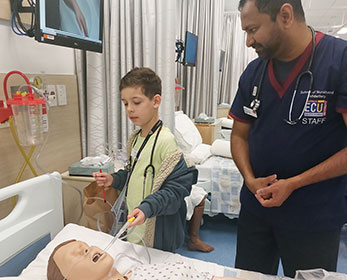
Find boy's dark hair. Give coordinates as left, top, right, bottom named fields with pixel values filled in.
left=238, top=0, right=305, bottom=22
left=120, top=67, right=162, bottom=98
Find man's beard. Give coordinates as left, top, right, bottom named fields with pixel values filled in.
left=253, top=42, right=274, bottom=60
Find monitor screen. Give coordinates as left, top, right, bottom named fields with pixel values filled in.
left=35, top=0, right=104, bottom=53
left=183, top=31, right=198, bottom=66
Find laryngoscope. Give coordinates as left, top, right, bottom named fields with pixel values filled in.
left=103, top=216, right=135, bottom=253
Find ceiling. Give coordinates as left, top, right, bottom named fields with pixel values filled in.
left=224, top=0, right=347, bottom=39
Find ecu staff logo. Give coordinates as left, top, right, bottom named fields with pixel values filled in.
left=304, top=100, right=327, bottom=117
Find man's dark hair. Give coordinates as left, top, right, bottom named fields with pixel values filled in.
left=120, top=67, right=162, bottom=98
left=238, top=0, right=305, bottom=22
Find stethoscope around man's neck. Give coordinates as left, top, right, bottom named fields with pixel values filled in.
left=125, top=119, right=163, bottom=199
left=244, top=26, right=316, bottom=125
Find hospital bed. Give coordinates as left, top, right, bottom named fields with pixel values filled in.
left=1, top=173, right=346, bottom=280
left=0, top=172, right=263, bottom=279
left=175, top=111, right=242, bottom=218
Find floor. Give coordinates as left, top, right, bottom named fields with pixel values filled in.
left=176, top=214, right=347, bottom=277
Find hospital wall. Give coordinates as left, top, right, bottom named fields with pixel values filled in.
left=0, top=18, right=82, bottom=220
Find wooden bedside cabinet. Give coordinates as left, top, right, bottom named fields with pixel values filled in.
left=195, top=120, right=221, bottom=145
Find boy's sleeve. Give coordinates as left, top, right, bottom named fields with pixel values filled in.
left=110, top=169, right=129, bottom=190
left=137, top=158, right=198, bottom=218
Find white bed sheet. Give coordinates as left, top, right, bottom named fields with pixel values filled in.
left=1, top=223, right=236, bottom=279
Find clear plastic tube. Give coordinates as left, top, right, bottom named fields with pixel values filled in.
left=16, top=83, right=85, bottom=225
left=103, top=217, right=135, bottom=252
left=109, top=174, right=130, bottom=236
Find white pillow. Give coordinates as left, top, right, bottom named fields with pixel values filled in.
left=186, top=143, right=212, bottom=164
left=174, top=111, right=202, bottom=154
left=219, top=117, right=234, bottom=129
left=211, top=139, right=232, bottom=158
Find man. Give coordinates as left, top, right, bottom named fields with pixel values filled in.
left=229, top=0, right=347, bottom=278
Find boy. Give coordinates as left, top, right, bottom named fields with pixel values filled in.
left=94, top=67, right=198, bottom=252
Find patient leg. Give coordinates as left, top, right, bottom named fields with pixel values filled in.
left=188, top=198, right=214, bottom=252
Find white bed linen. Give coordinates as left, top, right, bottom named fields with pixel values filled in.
left=1, top=224, right=238, bottom=280
left=196, top=156, right=243, bottom=218
left=2, top=224, right=345, bottom=280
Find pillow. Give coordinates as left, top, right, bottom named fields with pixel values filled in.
left=174, top=111, right=202, bottom=154
left=211, top=139, right=232, bottom=158
left=186, top=143, right=212, bottom=164
left=219, top=117, right=234, bottom=129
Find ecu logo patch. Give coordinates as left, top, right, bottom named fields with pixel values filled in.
left=304, top=100, right=327, bottom=117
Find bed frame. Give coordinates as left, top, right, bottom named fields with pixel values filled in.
left=0, top=172, right=64, bottom=277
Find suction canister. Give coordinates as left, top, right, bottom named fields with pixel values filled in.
left=7, top=92, right=45, bottom=146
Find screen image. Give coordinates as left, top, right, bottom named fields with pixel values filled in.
left=183, top=31, right=198, bottom=66
left=35, top=0, right=103, bottom=53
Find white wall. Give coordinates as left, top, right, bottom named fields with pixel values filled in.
left=0, top=19, right=75, bottom=74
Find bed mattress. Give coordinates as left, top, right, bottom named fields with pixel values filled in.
left=6, top=223, right=260, bottom=280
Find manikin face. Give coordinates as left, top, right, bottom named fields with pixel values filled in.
left=121, top=86, right=161, bottom=132
left=240, top=0, right=283, bottom=59
left=53, top=241, right=116, bottom=280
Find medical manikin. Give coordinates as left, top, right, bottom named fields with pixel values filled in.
left=47, top=240, right=240, bottom=280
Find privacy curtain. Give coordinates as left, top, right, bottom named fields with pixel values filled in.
left=176, top=0, right=224, bottom=118
left=76, top=0, right=177, bottom=158
left=219, top=13, right=257, bottom=104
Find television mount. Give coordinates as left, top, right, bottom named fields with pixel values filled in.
left=175, top=39, right=185, bottom=64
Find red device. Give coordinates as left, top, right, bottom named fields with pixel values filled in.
left=99, top=168, right=106, bottom=203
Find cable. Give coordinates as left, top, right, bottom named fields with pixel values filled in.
left=10, top=0, right=36, bottom=37
left=11, top=13, right=27, bottom=36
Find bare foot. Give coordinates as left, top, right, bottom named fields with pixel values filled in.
left=188, top=238, right=214, bottom=252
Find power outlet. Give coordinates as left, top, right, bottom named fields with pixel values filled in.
left=56, top=85, right=67, bottom=106
left=44, top=85, right=57, bottom=107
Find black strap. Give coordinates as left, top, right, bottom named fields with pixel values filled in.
left=125, top=120, right=163, bottom=189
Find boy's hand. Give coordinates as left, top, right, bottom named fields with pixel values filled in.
left=92, top=171, right=113, bottom=188
left=127, top=209, right=146, bottom=227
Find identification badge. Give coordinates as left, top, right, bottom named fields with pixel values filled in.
left=243, top=106, right=258, bottom=118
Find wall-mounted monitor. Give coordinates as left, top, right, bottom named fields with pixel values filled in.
left=35, top=0, right=104, bottom=53
left=183, top=31, right=198, bottom=66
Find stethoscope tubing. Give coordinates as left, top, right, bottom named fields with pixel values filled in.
left=251, top=26, right=316, bottom=125
left=127, top=120, right=163, bottom=199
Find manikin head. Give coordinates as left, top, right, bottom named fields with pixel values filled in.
left=238, top=0, right=306, bottom=59
left=47, top=240, right=126, bottom=280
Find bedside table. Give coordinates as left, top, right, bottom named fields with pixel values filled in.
left=195, top=119, right=222, bottom=145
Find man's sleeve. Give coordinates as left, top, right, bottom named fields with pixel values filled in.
left=337, top=47, right=347, bottom=113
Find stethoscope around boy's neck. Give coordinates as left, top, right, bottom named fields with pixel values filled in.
left=125, top=119, right=163, bottom=197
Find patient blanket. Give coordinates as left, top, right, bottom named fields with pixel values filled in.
left=210, top=156, right=243, bottom=216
